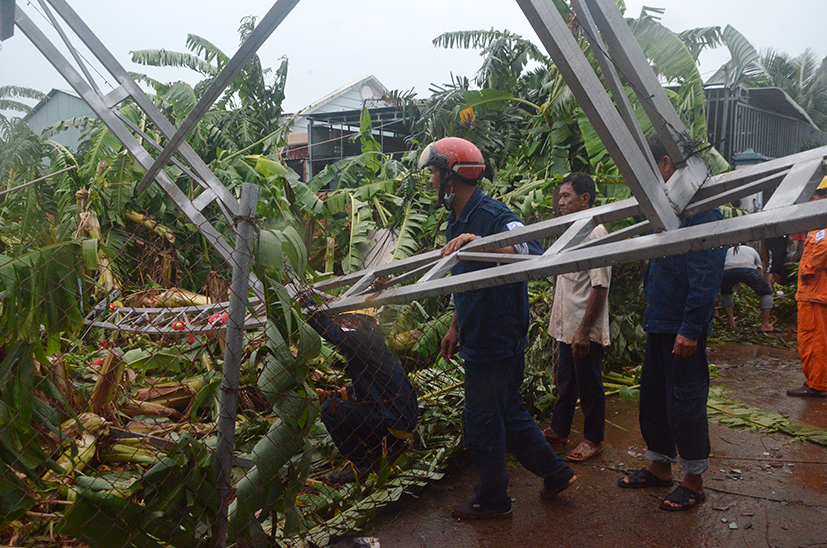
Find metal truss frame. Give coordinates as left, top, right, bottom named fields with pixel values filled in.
left=3, top=0, right=826, bottom=321
left=316, top=0, right=827, bottom=313
left=4, top=0, right=302, bottom=302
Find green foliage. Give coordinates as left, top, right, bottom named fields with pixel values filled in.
left=708, top=387, right=827, bottom=446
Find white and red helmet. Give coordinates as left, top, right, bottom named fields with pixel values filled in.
left=417, top=137, right=485, bottom=182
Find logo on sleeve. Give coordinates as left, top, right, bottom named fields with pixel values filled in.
left=506, top=221, right=525, bottom=231
left=816, top=229, right=826, bottom=242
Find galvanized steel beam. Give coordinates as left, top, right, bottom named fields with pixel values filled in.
left=324, top=198, right=827, bottom=314
left=516, top=0, right=681, bottom=231
left=136, top=0, right=301, bottom=193
left=42, top=0, right=241, bottom=218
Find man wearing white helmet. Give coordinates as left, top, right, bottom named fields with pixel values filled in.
left=418, top=137, right=575, bottom=520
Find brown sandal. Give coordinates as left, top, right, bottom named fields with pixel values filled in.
left=543, top=427, right=569, bottom=447
left=565, top=441, right=603, bottom=462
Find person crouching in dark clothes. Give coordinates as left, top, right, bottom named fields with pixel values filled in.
left=306, top=311, right=418, bottom=483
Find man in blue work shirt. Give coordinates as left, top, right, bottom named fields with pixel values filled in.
left=418, top=137, right=575, bottom=520
left=307, top=311, right=418, bottom=484
left=618, top=136, right=726, bottom=512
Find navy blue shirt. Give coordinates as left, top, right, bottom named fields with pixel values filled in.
left=308, top=314, right=418, bottom=432
left=643, top=208, right=726, bottom=340
left=448, top=188, right=543, bottom=363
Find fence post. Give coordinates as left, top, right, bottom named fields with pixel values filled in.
left=213, top=182, right=259, bottom=547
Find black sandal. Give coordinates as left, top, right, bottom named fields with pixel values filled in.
left=618, top=468, right=673, bottom=489
left=658, top=485, right=706, bottom=511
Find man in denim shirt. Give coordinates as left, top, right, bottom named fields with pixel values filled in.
left=418, top=137, right=574, bottom=520
left=618, top=136, right=726, bottom=512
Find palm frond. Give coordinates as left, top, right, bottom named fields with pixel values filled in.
left=130, top=49, right=219, bottom=77
left=341, top=195, right=373, bottom=274
left=705, top=25, right=764, bottom=87
left=629, top=14, right=709, bottom=138
left=391, top=202, right=427, bottom=261
left=185, top=34, right=229, bottom=69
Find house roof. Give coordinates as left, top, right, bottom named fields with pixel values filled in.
left=23, top=89, right=81, bottom=121
left=297, top=75, right=388, bottom=116
left=745, top=87, right=819, bottom=128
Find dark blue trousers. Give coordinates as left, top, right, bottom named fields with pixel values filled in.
left=550, top=342, right=605, bottom=444
left=321, top=400, right=405, bottom=469
left=464, top=353, right=573, bottom=512
left=639, top=333, right=711, bottom=475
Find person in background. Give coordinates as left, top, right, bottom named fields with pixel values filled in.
left=419, top=136, right=575, bottom=520
left=787, top=180, right=827, bottom=398
left=307, top=311, right=418, bottom=483
left=618, top=135, right=726, bottom=512
left=720, top=245, right=774, bottom=332
left=544, top=172, right=611, bottom=463
left=763, top=235, right=789, bottom=286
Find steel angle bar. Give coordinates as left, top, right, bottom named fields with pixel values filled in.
left=370, top=262, right=439, bottom=292
left=15, top=9, right=265, bottom=301
left=419, top=253, right=460, bottom=283
left=570, top=219, right=650, bottom=249
left=580, top=0, right=709, bottom=211
left=543, top=216, right=596, bottom=256
left=456, top=252, right=536, bottom=264
left=42, top=0, right=240, bottom=218
left=762, top=158, right=826, bottom=210
left=516, top=0, right=679, bottom=231
left=580, top=0, right=688, bottom=164
left=103, top=86, right=129, bottom=108
left=315, top=197, right=642, bottom=293
left=137, top=0, right=302, bottom=193
left=460, top=196, right=641, bottom=252
left=313, top=250, right=442, bottom=291
left=663, top=156, right=709, bottom=213
left=340, top=271, right=377, bottom=299
left=325, top=198, right=827, bottom=313
left=0, top=0, right=13, bottom=40
left=112, top=109, right=207, bottom=186
left=36, top=0, right=100, bottom=95
left=568, top=0, right=659, bottom=176
left=682, top=169, right=789, bottom=219
left=685, top=147, right=826, bottom=204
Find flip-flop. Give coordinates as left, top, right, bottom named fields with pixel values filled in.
left=617, top=468, right=674, bottom=488
left=658, top=485, right=706, bottom=511
left=565, top=441, right=603, bottom=462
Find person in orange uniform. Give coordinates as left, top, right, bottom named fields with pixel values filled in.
left=787, top=179, right=827, bottom=398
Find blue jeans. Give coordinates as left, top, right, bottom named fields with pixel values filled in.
left=639, top=333, right=710, bottom=476
left=464, top=353, right=573, bottom=511
left=551, top=342, right=605, bottom=444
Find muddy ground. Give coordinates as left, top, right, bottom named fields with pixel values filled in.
left=332, top=343, right=827, bottom=548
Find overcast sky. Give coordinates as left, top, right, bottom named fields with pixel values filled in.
left=1, top=0, right=824, bottom=114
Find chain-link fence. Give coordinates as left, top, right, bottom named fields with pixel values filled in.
left=0, top=176, right=807, bottom=548
left=0, top=174, right=469, bottom=547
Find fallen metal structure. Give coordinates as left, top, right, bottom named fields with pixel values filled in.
left=3, top=0, right=825, bottom=321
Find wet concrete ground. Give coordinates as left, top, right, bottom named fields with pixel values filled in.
left=332, top=344, right=827, bottom=548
